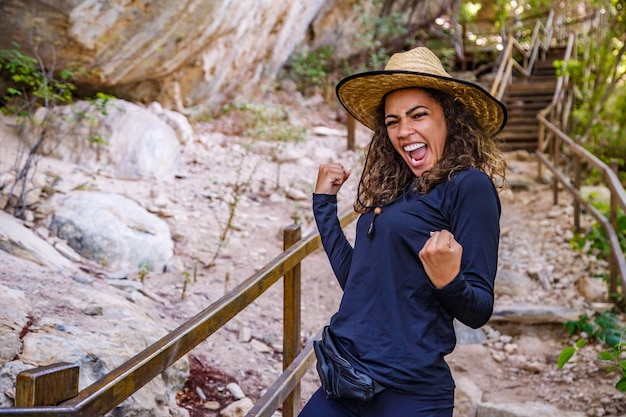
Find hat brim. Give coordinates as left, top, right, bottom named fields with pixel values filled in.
left=336, top=70, right=507, bottom=137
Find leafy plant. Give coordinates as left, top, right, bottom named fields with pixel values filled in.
left=558, top=310, right=626, bottom=392
left=137, top=262, right=151, bottom=283
left=570, top=197, right=626, bottom=265
left=0, top=45, right=114, bottom=218
left=219, top=102, right=306, bottom=143
left=0, top=43, right=76, bottom=115
left=286, top=46, right=334, bottom=96
left=554, top=0, right=626, bottom=181
left=181, top=269, right=191, bottom=300
left=352, top=0, right=408, bottom=72
left=204, top=155, right=259, bottom=269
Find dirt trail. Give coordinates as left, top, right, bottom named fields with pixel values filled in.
left=1, top=98, right=624, bottom=416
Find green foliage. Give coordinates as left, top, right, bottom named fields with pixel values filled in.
left=493, top=0, right=552, bottom=36
left=563, top=188, right=626, bottom=391
left=137, top=262, right=151, bottom=283
left=0, top=45, right=116, bottom=218
left=558, top=338, right=588, bottom=368
left=0, top=44, right=75, bottom=114
left=558, top=310, right=626, bottom=392
left=570, top=197, right=626, bottom=263
left=341, top=0, right=409, bottom=75
left=84, top=92, right=115, bottom=146
left=555, top=0, right=626, bottom=179
left=181, top=269, right=191, bottom=300
left=219, top=102, right=306, bottom=143
left=284, top=1, right=409, bottom=98
left=459, top=2, right=482, bottom=23
left=287, top=46, right=334, bottom=96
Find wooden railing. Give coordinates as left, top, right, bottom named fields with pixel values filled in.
left=535, top=13, right=626, bottom=300
left=536, top=30, right=576, bottom=155
left=490, top=9, right=556, bottom=100
left=0, top=209, right=359, bottom=417
left=536, top=118, right=626, bottom=298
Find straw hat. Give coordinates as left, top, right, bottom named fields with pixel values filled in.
left=336, top=47, right=507, bottom=137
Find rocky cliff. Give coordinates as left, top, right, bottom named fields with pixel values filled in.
left=0, top=0, right=449, bottom=115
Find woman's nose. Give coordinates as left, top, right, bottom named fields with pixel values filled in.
left=397, top=118, right=413, bottom=138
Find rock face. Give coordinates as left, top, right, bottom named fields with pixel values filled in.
left=0, top=273, right=190, bottom=417
left=0, top=0, right=446, bottom=113
left=0, top=0, right=338, bottom=111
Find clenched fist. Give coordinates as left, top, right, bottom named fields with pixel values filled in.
left=315, top=163, right=351, bottom=195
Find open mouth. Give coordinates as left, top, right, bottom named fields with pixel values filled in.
left=403, top=143, right=427, bottom=166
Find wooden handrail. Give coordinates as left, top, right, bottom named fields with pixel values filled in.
left=537, top=32, right=576, bottom=156
left=490, top=9, right=555, bottom=100
left=0, top=208, right=358, bottom=416
left=245, top=328, right=321, bottom=417
left=537, top=115, right=626, bottom=298
left=536, top=8, right=624, bottom=299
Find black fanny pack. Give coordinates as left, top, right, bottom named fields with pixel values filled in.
left=313, top=326, right=385, bottom=401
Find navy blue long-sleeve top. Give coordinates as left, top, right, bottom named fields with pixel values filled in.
left=313, top=168, right=501, bottom=398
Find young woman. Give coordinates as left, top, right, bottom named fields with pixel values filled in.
left=299, top=46, right=507, bottom=417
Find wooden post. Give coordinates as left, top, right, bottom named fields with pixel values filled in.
left=573, top=154, right=581, bottom=233
left=537, top=119, right=545, bottom=179
left=551, top=132, right=559, bottom=205
left=609, top=159, right=619, bottom=296
left=346, top=114, right=356, bottom=151
left=15, top=362, right=79, bottom=407
left=282, top=224, right=302, bottom=417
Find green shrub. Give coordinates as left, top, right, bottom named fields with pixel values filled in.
left=286, top=46, right=334, bottom=96
left=570, top=198, right=626, bottom=263
left=558, top=310, right=626, bottom=392
left=0, top=44, right=75, bottom=115
left=0, top=45, right=114, bottom=217
left=220, top=102, right=306, bottom=143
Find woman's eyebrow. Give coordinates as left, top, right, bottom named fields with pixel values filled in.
left=405, top=105, right=427, bottom=115
left=385, top=104, right=429, bottom=120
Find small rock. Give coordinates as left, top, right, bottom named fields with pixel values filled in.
left=203, top=401, right=220, bottom=410
left=238, top=326, right=252, bottom=343
left=72, top=274, right=93, bottom=285
left=195, top=386, right=207, bottom=401
left=522, top=360, right=545, bottom=373
left=83, top=305, right=103, bottom=316
left=108, top=279, right=143, bottom=292
left=491, top=351, right=506, bottom=362
left=250, top=339, right=272, bottom=353
left=285, top=188, right=308, bottom=201
left=312, top=126, right=344, bottom=137
left=220, top=397, right=254, bottom=417
left=53, top=239, right=83, bottom=262
left=226, top=382, right=245, bottom=400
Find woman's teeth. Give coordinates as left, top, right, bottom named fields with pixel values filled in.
left=404, top=143, right=425, bottom=152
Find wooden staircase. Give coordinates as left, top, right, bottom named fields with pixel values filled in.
left=498, top=46, right=565, bottom=151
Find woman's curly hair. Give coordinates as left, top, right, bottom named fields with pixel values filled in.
left=354, top=87, right=507, bottom=213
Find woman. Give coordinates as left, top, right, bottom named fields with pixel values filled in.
left=299, top=46, right=507, bottom=417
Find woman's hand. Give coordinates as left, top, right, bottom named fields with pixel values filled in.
left=315, top=163, right=351, bottom=195
left=419, top=230, right=462, bottom=289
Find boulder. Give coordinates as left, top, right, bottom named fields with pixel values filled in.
left=49, top=191, right=173, bottom=272
left=36, top=99, right=181, bottom=180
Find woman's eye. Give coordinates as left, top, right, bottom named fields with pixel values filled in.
left=412, top=112, right=427, bottom=119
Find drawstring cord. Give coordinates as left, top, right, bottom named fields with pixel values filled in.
left=357, top=141, right=383, bottom=240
